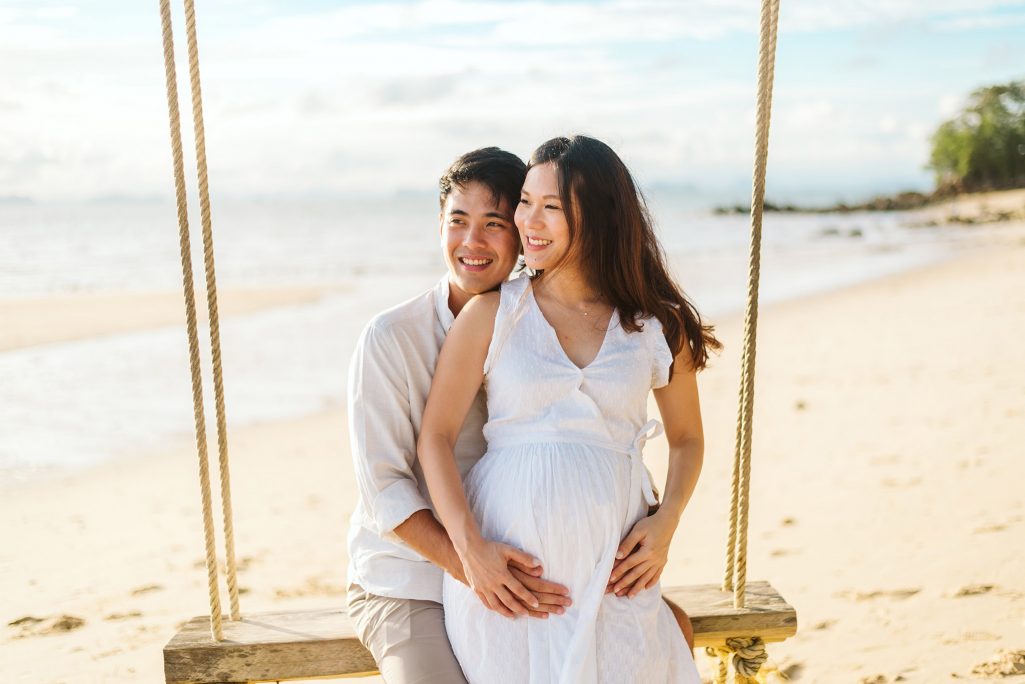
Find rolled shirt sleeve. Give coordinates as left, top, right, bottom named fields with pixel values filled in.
left=348, top=323, right=432, bottom=541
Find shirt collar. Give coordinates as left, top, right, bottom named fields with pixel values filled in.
left=434, top=275, right=456, bottom=333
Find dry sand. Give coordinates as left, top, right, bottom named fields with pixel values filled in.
left=2, top=226, right=1025, bottom=683
left=916, top=188, right=1025, bottom=225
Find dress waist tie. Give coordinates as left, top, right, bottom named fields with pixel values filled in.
left=630, top=418, right=663, bottom=514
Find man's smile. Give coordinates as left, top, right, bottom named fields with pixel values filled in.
left=458, top=256, right=495, bottom=272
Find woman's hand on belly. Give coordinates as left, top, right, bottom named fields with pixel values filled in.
left=459, top=538, right=546, bottom=618
left=606, top=511, right=677, bottom=598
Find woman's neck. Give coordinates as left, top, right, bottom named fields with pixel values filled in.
left=535, top=263, right=602, bottom=306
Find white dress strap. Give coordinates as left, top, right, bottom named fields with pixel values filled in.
left=483, top=275, right=532, bottom=376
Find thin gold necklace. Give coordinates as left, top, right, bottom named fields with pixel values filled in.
left=537, top=284, right=604, bottom=318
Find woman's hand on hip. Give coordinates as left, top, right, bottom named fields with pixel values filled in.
left=606, top=510, right=677, bottom=598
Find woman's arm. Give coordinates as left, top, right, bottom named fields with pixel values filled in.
left=417, top=292, right=544, bottom=617
left=607, top=349, right=705, bottom=597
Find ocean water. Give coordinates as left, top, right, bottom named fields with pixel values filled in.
left=0, top=195, right=1008, bottom=485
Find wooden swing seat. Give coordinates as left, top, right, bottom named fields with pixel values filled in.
left=164, top=580, right=796, bottom=683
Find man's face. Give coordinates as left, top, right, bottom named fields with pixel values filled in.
left=440, top=181, right=520, bottom=313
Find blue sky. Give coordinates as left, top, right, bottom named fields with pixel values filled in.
left=1, top=0, right=1024, bottom=203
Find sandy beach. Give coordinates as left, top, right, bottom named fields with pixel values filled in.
left=3, top=220, right=1025, bottom=683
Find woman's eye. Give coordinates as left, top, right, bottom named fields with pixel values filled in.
left=545, top=204, right=561, bottom=210
left=518, top=198, right=529, bottom=205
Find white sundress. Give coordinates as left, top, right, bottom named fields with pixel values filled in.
left=442, top=275, right=701, bottom=684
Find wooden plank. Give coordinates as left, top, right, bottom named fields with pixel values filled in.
left=164, top=581, right=796, bottom=683
left=664, top=581, right=798, bottom=647
left=164, top=607, right=377, bottom=684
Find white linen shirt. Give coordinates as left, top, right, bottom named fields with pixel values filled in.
left=346, top=276, right=487, bottom=603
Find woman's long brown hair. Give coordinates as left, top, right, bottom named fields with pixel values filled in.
left=528, top=135, right=722, bottom=371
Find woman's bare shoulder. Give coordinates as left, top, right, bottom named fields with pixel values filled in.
left=448, top=291, right=501, bottom=342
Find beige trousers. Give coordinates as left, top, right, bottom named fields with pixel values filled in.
left=347, top=583, right=469, bottom=684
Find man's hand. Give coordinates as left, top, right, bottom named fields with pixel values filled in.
left=509, top=566, right=571, bottom=618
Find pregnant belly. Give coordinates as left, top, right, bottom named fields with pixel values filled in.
left=463, top=442, right=634, bottom=585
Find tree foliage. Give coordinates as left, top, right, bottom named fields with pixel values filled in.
left=929, top=81, right=1025, bottom=192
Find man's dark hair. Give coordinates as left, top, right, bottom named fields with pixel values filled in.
left=438, top=147, right=526, bottom=212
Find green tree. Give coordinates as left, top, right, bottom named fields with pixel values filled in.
left=929, top=81, right=1025, bottom=192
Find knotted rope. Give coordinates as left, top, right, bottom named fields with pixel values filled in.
left=158, top=0, right=241, bottom=639
left=706, top=637, right=770, bottom=684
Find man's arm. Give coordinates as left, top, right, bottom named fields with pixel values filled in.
left=348, top=323, right=431, bottom=542
left=393, top=510, right=464, bottom=583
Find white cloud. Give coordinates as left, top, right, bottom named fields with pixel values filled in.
left=1, top=0, right=1022, bottom=200
left=938, top=93, right=963, bottom=118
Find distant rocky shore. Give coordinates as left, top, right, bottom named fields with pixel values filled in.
left=714, top=187, right=1025, bottom=227
left=714, top=191, right=935, bottom=215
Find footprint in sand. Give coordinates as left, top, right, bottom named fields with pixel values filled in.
left=812, top=619, right=836, bottom=630
left=970, top=649, right=1025, bottom=677
left=104, top=611, right=143, bottom=621
left=859, top=675, right=907, bottom=684
left=952, top=583, right=996, bottom=597
left=130, top=583, right=164, bottom=596
left=974, top=516, right=1021, bottom=534
left=7, top=614, right=85, bottom=638
left=942, top=630, right=1000, bottom=644
left=836, top=588, right=921, bottom=601
left=779, top=661, right=804, bottom=680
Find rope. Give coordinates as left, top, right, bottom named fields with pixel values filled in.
left=182, top=0, right=241, bottom=622
left=722, top=0, right=781, bottom=609
left=157, top=0, right=223, bottom=641
left=706, top=637, right=770, bottom=684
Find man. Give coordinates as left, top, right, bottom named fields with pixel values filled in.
left=346, top=147, right=570, bottom=683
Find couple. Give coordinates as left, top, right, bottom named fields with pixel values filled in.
left=347, top=137, right=719, bottom=683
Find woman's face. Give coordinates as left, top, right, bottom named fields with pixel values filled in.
left=515, top=163, right=572, bottom=272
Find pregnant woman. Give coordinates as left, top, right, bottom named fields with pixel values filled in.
left=418, top=135, right=720, bottom=683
